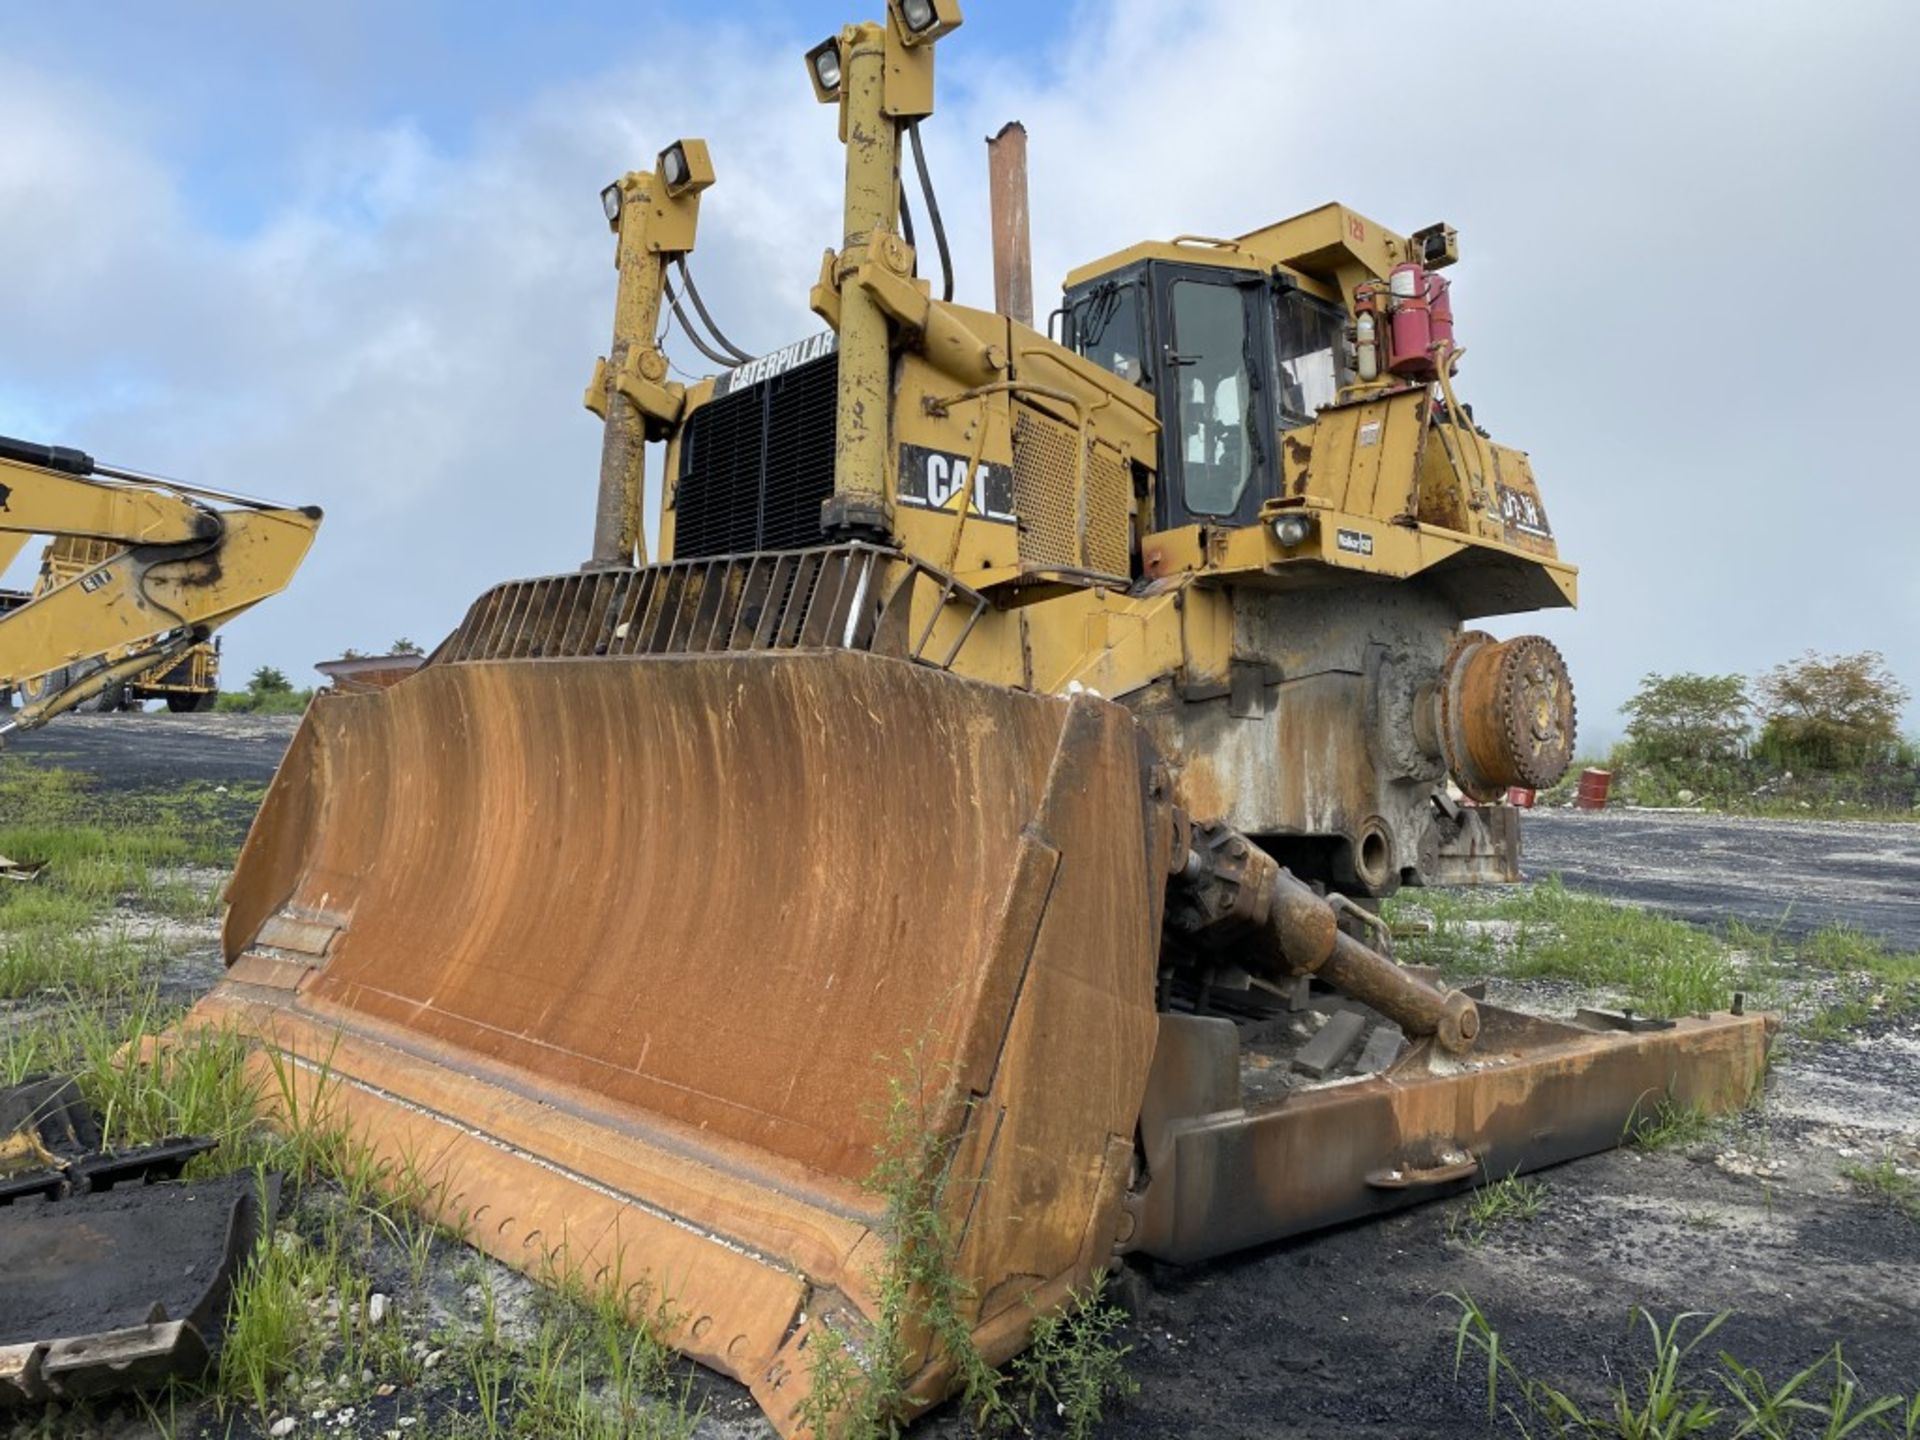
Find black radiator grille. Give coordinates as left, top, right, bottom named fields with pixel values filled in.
left=673, top=352, right=837, bottom=559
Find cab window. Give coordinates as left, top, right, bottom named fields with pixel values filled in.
left=1070, top=279, right=1148, bottom=388
left=1169, top=280, right=1258, bottom=517
left=1274, top=290, right=1347, bottom=429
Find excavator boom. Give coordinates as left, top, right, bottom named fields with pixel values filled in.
left=0, top=439, right=321, bottom=733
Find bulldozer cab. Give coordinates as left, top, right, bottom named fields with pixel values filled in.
left=1063, top=258, right=1348, bottom=532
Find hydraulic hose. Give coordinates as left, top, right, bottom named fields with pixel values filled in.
left=906, top=121, right=953, bottom=304
left=662, top=276, right=746, bottom=369
left=672, top=258, right=753, bottom=365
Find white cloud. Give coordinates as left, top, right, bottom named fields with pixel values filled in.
left=3, top=1, right=1916, bottom=736
left=1, top=23, right=846, bottom=676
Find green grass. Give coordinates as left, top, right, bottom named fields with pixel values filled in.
left=1386, top=876, right=1740, bottom=1017
left=0, top=931, right=166, bottom=1003
left=1794, top=927, right=1920, bottom=1042
left=1543, top=737, right=1920, bottom=821
left=1626, top=1098, right=1724, bottom=1154
left=1388, top=878, right=1920, bottom=1047
left=215, top=688, right=313, bottom=715
left=1842, top=1153, right=1920, bottom=1223
left=1449, top=1295, right=1920, bottom=1438
left=1, top=990, right=270, bottom=1167
left=0, top=759, right=237, bottom=1001
left=1009, top=1274, right=1138, bottom=1440
left=4, top=988, right=707, bottom=1438
left=1447, top=1174, right=1549, bottom=1246
left=0, top=756, right=264, bottom=861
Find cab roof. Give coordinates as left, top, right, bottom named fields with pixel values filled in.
left=1063, top=203, right=1420, bottom=304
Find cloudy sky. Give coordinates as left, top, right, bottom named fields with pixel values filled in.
left=4, top=1, right=1914, bottom=741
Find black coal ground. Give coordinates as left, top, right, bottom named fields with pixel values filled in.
left=5, top=712, right=1915, bottom=1439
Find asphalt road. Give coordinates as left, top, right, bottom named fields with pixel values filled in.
left=2, top=709, right=301, bottom=787
left=1525, top=807, right=1920, bottom=950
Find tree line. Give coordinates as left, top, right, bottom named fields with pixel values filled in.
left=1608, top=650, right=1915, bottom=813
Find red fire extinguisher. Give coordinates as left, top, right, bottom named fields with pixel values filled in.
left=1387, top=262, right=1432, bottom=379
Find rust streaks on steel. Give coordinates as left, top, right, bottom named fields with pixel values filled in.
left=199, top=652, right=1170, bottom=1436
left=986, top=121, right=1034, bottom=328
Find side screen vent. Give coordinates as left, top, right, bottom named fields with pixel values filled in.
left=1011, top=406, right=1131, bottom=578
left=673, top=353, right=837, bottom=559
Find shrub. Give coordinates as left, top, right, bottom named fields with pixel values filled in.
left=1621, top=672, right=1751, bottom=769
left=1755, top=650, right=1909, bottom=772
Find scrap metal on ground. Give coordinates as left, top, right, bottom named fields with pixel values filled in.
left=0, top=1076, right=271, bottom=1406
left=178, top=4, right=1773, bottom=1433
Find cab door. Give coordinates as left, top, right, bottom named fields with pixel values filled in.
left=1153, top=265, right=1275, bottom=531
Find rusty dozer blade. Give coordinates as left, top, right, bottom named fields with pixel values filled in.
left=184, top=649, right=1171, bottom=1434
left=184, top=637, right=1772, bottom=1436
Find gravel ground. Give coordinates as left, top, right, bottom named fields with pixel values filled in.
left=5, top=714, right=1917, bottom=1439
left=1526, top=807, right=1920, bottom=948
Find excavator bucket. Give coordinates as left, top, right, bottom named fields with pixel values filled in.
left=183, top=628, right=1172, bottom=1433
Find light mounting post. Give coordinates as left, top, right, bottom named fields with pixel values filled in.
left=585, top=138, right=714, bottom=569
left=809, top=5, right=962, bottom=540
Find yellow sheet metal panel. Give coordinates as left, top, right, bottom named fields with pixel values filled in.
left=1013, top=586, right=1190, bottom=700
left=1235, top=201, right=1410, bottom=288
left=1286, top=388, right=1426, bottom=519
left=892, top=354, right=1022, bottom=578
left=1063, top=238, right=1267, bottom=291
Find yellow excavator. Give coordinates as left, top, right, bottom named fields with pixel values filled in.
left=0, top=436, right=320, bottom=735
left=183, top=5, right=1771, bottom=1434
left=5, top=536, right=225, bottom=714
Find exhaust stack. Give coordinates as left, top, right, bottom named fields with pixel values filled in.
left=987, top=121, right=1033, bottom=328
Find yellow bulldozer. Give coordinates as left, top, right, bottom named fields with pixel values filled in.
left=0, top=437, right=320, bottom=735
left=183, top=5, right=1771, bottom=1433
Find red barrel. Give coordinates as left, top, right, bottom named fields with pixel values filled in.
left=1574, top=768, right=1612, bottom=811
left=1506, top=786, right=1536, bottom=808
